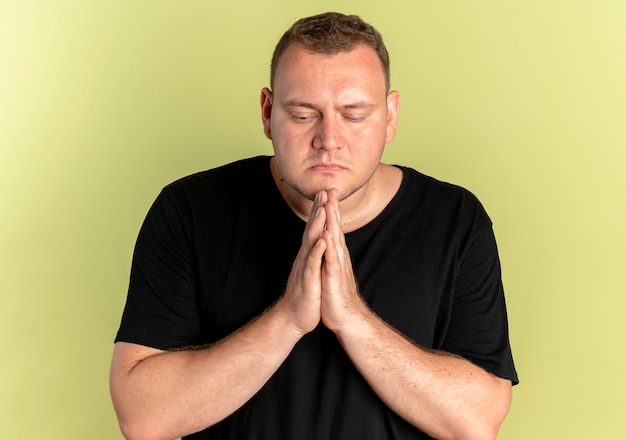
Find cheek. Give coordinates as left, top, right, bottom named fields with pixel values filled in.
left=271, top=118, right=306, bottom=144
left=351, top=127, right=387, bottom=155
left=350, top=118, right=388, bottom=141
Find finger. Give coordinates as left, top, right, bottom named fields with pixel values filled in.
left=302, top=191, right=327, bottom=249
left=316, top=189, right=328, bottom=207
left=308, top=237, right=327, bottom=267
left=322, top=229, right=340, bottom=269
left=281, top=235, right=325, bottom=335
left=298, top=236, right=326, bottom=291
left=324, top=189, right=345, bottom=251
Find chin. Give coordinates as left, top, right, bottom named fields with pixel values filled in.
left=299, top=184, right=361, bottom=202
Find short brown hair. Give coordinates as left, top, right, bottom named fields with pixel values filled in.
left=270, top=12, right=391, bottom=91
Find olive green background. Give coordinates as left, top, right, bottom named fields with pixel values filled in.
left=1, top=1, right=625, bottom=438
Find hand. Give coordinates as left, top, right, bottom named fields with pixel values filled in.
left=276, top=191, right=328, bottom=336
left=319, top=189, right=368, bottom=332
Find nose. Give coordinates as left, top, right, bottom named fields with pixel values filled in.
left=312, top=116, right=342, bottom=150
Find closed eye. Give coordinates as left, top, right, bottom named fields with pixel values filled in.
left=290, top=112, right=318, bottom=122
left=343, top=114, right=367, bottom=123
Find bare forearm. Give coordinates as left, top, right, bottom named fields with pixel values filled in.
left=110, top=304, right=302, bottom=440
left=335, top=312, right=512, bottom=440
left=111, top=194, right=331, bottom=440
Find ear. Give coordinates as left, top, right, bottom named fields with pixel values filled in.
left=385, top=90, right=400, bottom=143
left=260, top=87, right=273, bottom=139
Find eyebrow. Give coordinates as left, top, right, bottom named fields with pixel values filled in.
left=283, top=100, right=375, bottom=111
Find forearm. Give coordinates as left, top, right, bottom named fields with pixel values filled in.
left=335, top=311, right=512, bottom=440
left=110, top=303, right=302, bottom=440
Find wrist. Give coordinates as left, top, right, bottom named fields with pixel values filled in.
left=268, top=296, right=318, bottom=340
left=325, top=297, right=374, bottom=339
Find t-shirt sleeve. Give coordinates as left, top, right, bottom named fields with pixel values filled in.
left=115, top=186, right=202, bottom=350
left=442, top=200, right=519, bottom=385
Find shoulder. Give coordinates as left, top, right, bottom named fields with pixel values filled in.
left=164, top=156, right=272, bottom=195
left=396, top=166, right=488, bottom=220
left=154, top=156, right=272, bottom=208
left=141, top=156, right=273, bottom=229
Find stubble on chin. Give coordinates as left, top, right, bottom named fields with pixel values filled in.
left=291, top=179, right=363, bottom=204
left=273, top=155, right=373, bottom=204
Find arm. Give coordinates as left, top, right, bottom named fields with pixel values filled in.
left=334, top=309, right=512, bottom=440
left=320, top=189, right=512, bottom=440
left=111, top=306, right=300, bottom=440
left=110, top=194, right=330, bottom=440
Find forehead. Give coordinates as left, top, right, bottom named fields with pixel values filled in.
left=272, top=43, right=387, bottom=96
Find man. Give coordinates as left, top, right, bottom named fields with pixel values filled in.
left=111, top=12, right=518, bottom=440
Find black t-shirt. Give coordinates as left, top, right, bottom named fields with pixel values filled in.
left=116, top=156, right=518, bottom=439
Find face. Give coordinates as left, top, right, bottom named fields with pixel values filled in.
left=261, top=43, right=399, bottom=204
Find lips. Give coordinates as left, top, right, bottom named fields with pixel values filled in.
left=310, top=163, right=346, bottom=172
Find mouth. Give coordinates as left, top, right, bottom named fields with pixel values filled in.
left=309, top=163, right=347, bottom=172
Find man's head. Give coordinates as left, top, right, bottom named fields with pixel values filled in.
left=261, top=13, right=399, bottom=210
left=270, top=12, right=391, bottom=92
